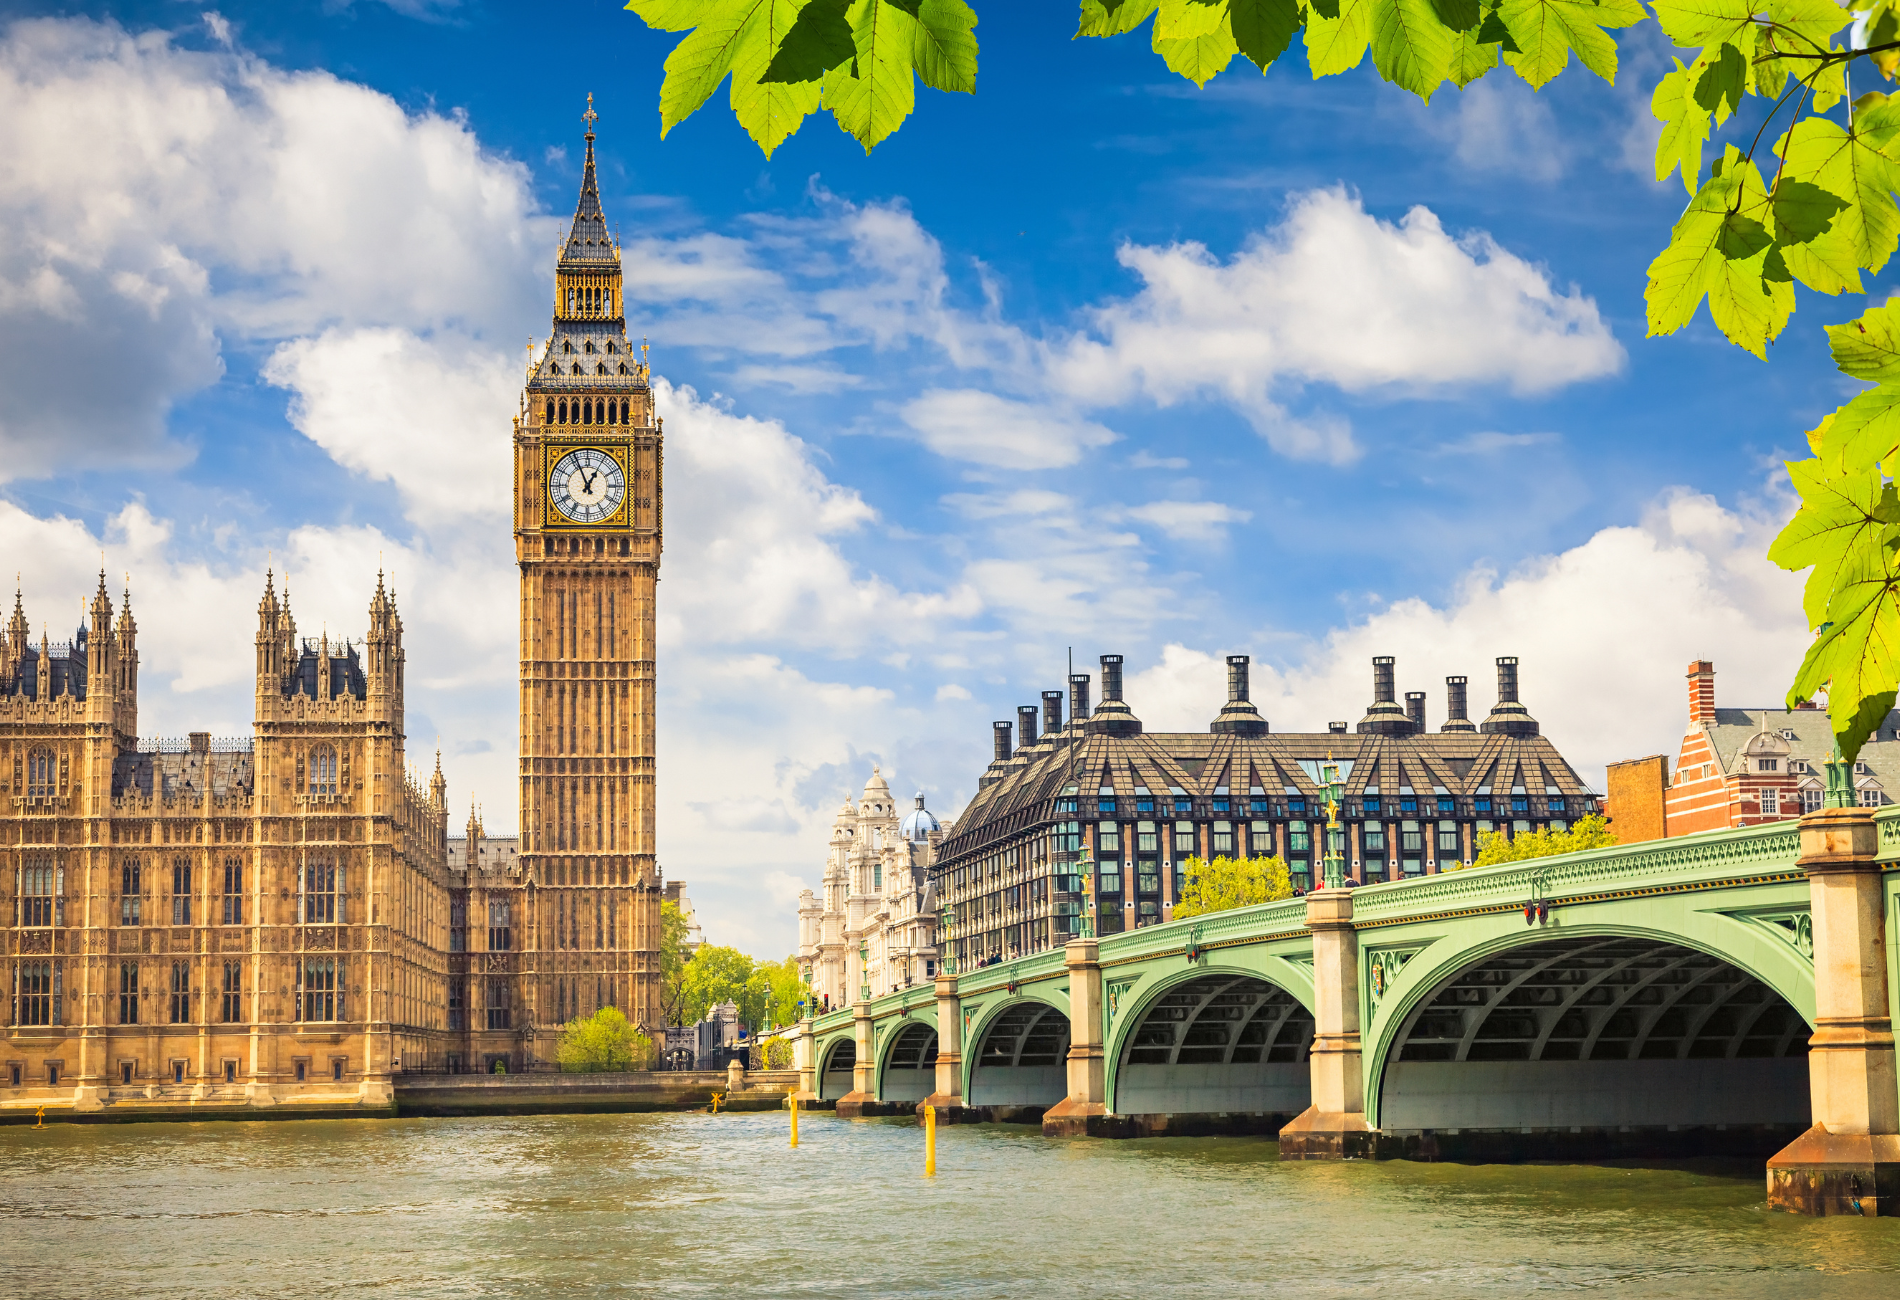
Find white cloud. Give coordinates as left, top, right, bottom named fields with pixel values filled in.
left=900, top=389, right=1119, bottom=469
left=0, top=15, right=553, bottom=479
left=1435, top=430, right=1562, bottom=455
left=935, top=683, right=972, bottom=701
left=1417, top=78, right=1568, bottom=183
left=264, top=327, right=518, bottom=526
left=1122, top=499, right=1252, bottom=542
left=1047, top=188, right=1624, bottom=461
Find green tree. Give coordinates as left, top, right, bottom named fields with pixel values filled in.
left=626, top=0, right=1900, bottom=768
left=1465, top=812, right=1618, bottom=869
left=679, top=943, right=758, bottom=1025
left=556, top=1006, right=654, bottom=1072
left=747, top=955, right=805, bottom=1029
left=660, top=899, right=690, bottom=1026
left=1172, top=854, right=1295, bottom=918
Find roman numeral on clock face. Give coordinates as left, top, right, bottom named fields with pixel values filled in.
left=549, top=448, right=625, bottom=524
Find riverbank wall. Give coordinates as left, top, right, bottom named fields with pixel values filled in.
left=0, top=1070, right=799, bottom=1124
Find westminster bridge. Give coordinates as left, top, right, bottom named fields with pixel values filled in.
left=789, top=806, right=1900, bottom=1216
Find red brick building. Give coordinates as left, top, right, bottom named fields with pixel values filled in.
left=1605, top=660, right=1893, bottom=842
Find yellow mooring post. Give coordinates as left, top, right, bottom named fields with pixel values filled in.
left=790, top=1092, right=799, bottom=1147
left=711, top=1092, right=722, bottom=1115
left=924, top=1103, right=937, bottom=1177
left=33, top=1105, right=46, bottom=1129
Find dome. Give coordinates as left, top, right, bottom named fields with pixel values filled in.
left=899, top=792, right=940, bottom=843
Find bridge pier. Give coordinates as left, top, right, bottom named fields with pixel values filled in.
left=1280, top=887, right=1374, bottom=1159
left=789, top=1019, right=820, bottom=1103
left=834, top=1002, right=880, bottom=1118
left=918, top=971, right=981, bottom=1123
left=1045, top=938, right=1122, bottom=1136
left=1767, top=807, right=1900, bottom=1216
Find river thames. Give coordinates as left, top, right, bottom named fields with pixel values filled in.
left=2, top=1113, right=1896, bottom=1298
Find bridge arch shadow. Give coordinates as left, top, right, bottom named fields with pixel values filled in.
left=1110, top=970, right=1314, bottom=1135
left=819, top=1036, right=856, bottom=1101
left=1374, top=933, right=1810, bottom=1160
left=878, top=1020, right=938, bottom=1103
left=967, top=1000, right=1070, bottom=1120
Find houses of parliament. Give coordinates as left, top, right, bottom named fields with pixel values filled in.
left=0, top=109, right=661, bottom=1112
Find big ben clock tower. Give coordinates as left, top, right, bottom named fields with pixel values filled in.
left=514, top=99, right=661, bottom=1036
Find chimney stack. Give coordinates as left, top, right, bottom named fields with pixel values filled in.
left=1404, top=691, right=1426, bottom=733
left=1211, top=653, right=1267, bottom=735
left=992, top=721, right=1012, bottom=763
left=1442, top=675, right=1476, bottom=732
left=1086, top=653, right=1143, bottom=736
left=1687, top=660, right=1716, bottom=725
left=1017, top=704, right=1040, bottom=751
left=1479, top=655, right=1539, bottom=736
left=1357, top=655, right=1412, bottom=735
left=1069, top=673, right=1091, bottom=722
left=1042, top=689, right=1064, bottom=736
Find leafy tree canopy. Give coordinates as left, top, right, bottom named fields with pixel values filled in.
left=1466, top=812, right=1618, bottom=869
left=556, top=1006, right=654, bottom=1072
left=625, top=0, right=1900, bottom=768
left=660, top=900, right=690, bottom=1026
left=1173, top=854, right=1295, bottom=918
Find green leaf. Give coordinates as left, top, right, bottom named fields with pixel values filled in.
left=1475, top=4, right=1519, bottom=49
left=1828, top=303, right=1900, bottom=383
left=1430, top=0, right=1481, bottom=31
left=1816, top=384, right=1900, bottom=476
left=1649, top=0, right=1754, bottom=49
left=1156, top=23, right=1241, bottom=83
left=1231, top=0, right=1303, bottom=69
left=909, top=0, right=979, bottom=93
left=1311, top=0, right=1341, bottom=15
left=1372, top=0, right=1456, bottom=98
left=1786, top=529, right=1900, bottom=763
left=1644, top=147, right=1795, bottom=358
left=1652, top=57, right=1710, bottom=194
left=1772, top=179, right=1850, bottom=245
left=1497, top=0, right=1644, bottom=89
left=1445, top=22, right=1502, bottom=82
left=1770, top=456, right=1900, bottom=626
left=1691, top=41, right=1744, bottom=125
left=654, top=0, right=762, bottom=138
left=626, top=0, right=713, bottom=33
left=824, top=0, right=919, bottom=151
left=1774, top=115, right=1900, bottom=289
left=1305, top=0, right=1371, bottom=75
left=762, top=0, right=855, bottom=82
left=1156, top=0, right=1230, bottom=38
left=730, top=0, right=825, bottom=155
left=1763, top=0, right=1854, bottom=55
left=1078, top=0, right=1161, bottom=36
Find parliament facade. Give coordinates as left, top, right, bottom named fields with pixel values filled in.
left=1, top=111, right=663, bottom=1113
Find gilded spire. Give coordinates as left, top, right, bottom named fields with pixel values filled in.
left=561, top=95, right=611, bottom=265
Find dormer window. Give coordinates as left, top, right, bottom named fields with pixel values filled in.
left=563, top=341, right=574, bottom=354
left=585, top=341, right=595, bottom=353
left=618, top=363, right=630, bottom=374
left=1757, top=758, right=1779, bottom=772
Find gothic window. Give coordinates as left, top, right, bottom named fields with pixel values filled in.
left=19, top=860, right=55, bottom=927
left=169, top=960, right=190, bottom=1024
left=488, top=900, right=512, bottom=951
left=545, top=400, right=555, bottom=425
left=16, top=961, right=52, bottom=1026
left=25, top=748, right=53, bottom=797
left=171, top=858, right=191, bottom=925
left=221, top=960, right=242, bottom=1023
left=310, top=745, right=337, bottom=795
left=298, top=957, right=338, bottom=1022
left=559, top=399, right=568, bottom=424
left=222, top=857, right=242, bottom=925
left=120, top=859, right=141, bottom=925
left=300, top=858, right=338, bottom=924
left=486, top=978, right=511, bottom=1029
left=120, top=961, right=140, bottom=1024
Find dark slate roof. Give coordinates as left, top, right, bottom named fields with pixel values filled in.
left=285, top=638, right=366, bottom=701
left=113, top=749, right=254, bottom=800
left=938, top=725, right=1592, bottom=864
left=529, top=323, right=643, bottom=391
left=9, top=634, right=87, bottom=701
left=560, top=129, right=613, bottom=266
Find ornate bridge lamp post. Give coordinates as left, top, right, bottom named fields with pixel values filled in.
left=858, top=940, right=871, bottom=1003
left=1319, top=758, right=1348, bottom=890
left=938, top=905, right=956, bottom=976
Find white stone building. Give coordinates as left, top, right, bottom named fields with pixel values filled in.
left=796, top=769, right=944, bottom=1013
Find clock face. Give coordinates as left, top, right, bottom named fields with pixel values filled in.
left=549, top=448, right=626, bottom=524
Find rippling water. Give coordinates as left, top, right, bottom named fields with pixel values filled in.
left=2, top=1113, right=1897, bottom=1298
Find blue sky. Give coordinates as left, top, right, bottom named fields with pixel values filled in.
left=0, top=3, right=1852, bottom=954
